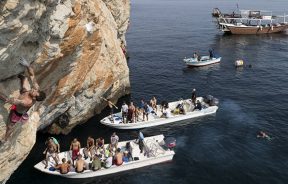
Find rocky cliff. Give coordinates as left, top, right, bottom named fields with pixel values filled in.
left=0, top=0, right=130, bottom=182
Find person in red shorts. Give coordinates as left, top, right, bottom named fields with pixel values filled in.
left=70, top=138, right=81, bottom=166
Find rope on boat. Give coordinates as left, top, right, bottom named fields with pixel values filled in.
left=144, top=139, right=165, bottom=157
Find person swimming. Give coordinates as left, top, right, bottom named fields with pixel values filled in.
left=257, top=131, right=271, bottom=140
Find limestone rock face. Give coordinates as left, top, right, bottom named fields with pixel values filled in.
left=0, top=0, right=130, bottom=182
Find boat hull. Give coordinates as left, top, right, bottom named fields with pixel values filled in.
left=100, top=98, right=218, bottom=129
left=183, top=57, right=221, bottom=67
left=34, top=135, right=175, bottom=178
left=227, top=24, right=288, bottom=34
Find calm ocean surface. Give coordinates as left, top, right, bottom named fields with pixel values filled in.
left=7, top=0, right=288, bottom=183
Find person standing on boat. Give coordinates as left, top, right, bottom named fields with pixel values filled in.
left=70, top=138, right=81, bottom=166
left=193, top=52, right=198, bottom=59
left=143, top=102, right=149, bottom=121
left=43, top=138, right=59, bottom=169
left=191, top=88, right=197, bottom=106
left=209, top=49, right=214, bottom=59
left=150, top=96, right=157, bottom=112
left=127, top=101, right=135, bottom=123
left=110, top=132, right=119, bottom=149
left=121, top=101, right=128, bottom=123
left=83, top=136, right=95, bottom=160
left=138, top=131, right=145, bottom=153
left=134, top=106, right=140, bottom=122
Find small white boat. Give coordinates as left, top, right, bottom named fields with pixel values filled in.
left=183, top=56, right=221, bottom=67
left=100, top=97, right=219, bottom=129
left=34, top=134, right=175, bottom=178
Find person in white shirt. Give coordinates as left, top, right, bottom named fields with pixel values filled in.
left=110, top=132, right=119, bottom=149
left=104, top=153, right=113, bottom=168
left=121, top=101, right=128, bottom=123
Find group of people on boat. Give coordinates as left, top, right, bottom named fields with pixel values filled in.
left=192, top=49, right=215, bottom=62
left=43, top=131, right=145, bottom=174
left=118, top=96, right=158, bottom=124
left=105, top=88, right=203, bottom=124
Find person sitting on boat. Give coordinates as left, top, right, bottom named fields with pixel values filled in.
left=104, top=152, right=113, bottom=168
left=162, top=106, right=172, bottom=118
left=90, top=155, right=102, bottom=171
left=75, top=154, right=87, bottom=173
left=96, top=137, right=105, bottom=150
left=121, top=101, right=128, bottom=123
left=114, top=148, right=123, bottom=166
left=110, top=132, right=119, bottom=149
left=143, top=102, right=149, bottom=121
left=123, top=151, right=130, bottom=163
left=127, top=101, right=136, bottom=123
left=43, top=138, right=59, bottom=169
left=150, top=96, right=157, bottom=112
left=160, top=101, right=169, bottom=113
left=193, top=100, right=202, bottom=111
left=55, top=158, right=70, bottom=174
left=125, top=142, right=133, bottom=160
left=70, top=138, right=81, bottom=166
left=67, top=160, right=74, bottom=172
left=176, top=99, right=186, bottom=115
left=83, top=136, right=95, bottom=160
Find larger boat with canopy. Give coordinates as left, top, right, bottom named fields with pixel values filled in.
left=212, top=8, right=288, bottom=34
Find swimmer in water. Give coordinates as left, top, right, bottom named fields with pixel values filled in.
left=257, top=131, right=271, bottom=140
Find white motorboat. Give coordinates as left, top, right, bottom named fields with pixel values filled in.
left=34, top=134, right=175, bottom=178
left=100, top=97, right=219, bottom=129
left=183, top=56, right=221, bottom=67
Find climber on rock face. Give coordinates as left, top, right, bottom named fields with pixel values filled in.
left=1, top=57, right=46, bottom=142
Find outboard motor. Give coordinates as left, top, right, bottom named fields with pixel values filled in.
left=204, top=95, right=214, bottom=104
left=204, top=95, right=219, bottom=106
left=210, top=97, right=219, bottom=106
left=164, top=137, right=176, bottom=149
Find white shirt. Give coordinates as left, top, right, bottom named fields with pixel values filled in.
left=105, top=157, right=113, bottom=168
left=111, top=135, right=119, bottom=145
left=121, top=104, right=128, bottom=113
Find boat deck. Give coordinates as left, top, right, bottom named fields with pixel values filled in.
left=34, top=135, right=175, bottom=178
left=100, top=98, right=218, bottom=129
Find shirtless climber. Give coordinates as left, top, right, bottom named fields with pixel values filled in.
left=1, top=57, right=46, bottom=142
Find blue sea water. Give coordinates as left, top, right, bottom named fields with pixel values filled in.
left=7, top=0, right=288, bottom=184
